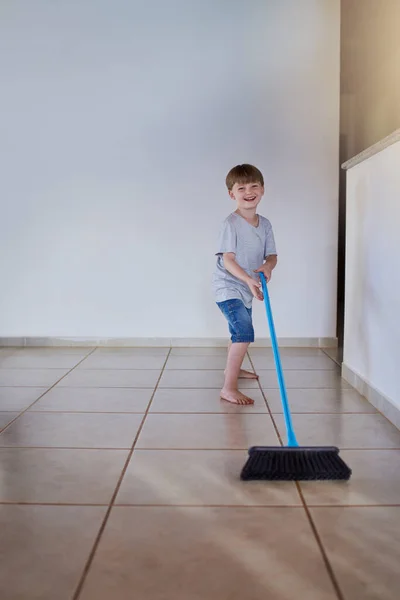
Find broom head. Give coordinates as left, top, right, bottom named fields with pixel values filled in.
left=241, top=446, right=352, bottom=481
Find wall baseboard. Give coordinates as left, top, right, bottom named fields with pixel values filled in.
left=342, top=363, right=400, bottom=430
left=0, top=336, right=337, bottom=349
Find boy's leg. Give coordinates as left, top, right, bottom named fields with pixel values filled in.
left=221, top=342, right=254, bottom=405
left=217, top=299, right=256, bottom=405
left=226, top=340, right=258, bottom=379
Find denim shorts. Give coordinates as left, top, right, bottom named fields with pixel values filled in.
left=217, top=298, right=254, bottom=343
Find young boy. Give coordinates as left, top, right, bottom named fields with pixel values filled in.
left=212, top=164, right=277, bottom=405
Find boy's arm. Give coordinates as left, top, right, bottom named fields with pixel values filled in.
left=255, top=254, right=278, bottom=283
left=223, top=253, right=263, bottom=300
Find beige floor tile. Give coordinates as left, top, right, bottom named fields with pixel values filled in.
left=116, top=450, right=301, bottom=506
left=259, top=369, right=351, bottom=389
left=58, top=369, right=160, bottom=388
left=0, top=412, right=19, bottom=431
left=0, top=350, right=17, bottom=365
left=150, top=388, right=268, bottom=413
left=300, top=450, right=400, bottom=506
left=311, top=507, right=400, bottom=600
left=159, top=369, right=259, bottom=389
left=0, top=505, right=106, bottom=600
left=30, top=387, right=152, bottom=413
left=0, top=354, right=84, bottom=369
left=0, top=369, right=69, bottom=387
left=0, top=387, right=47, bottom=411
left=274, top=413, right=400, bottom=449
left=0, top=348, right=18, bottom=357
left=251, top=354, right=337, bottom=370
left=136, top=413, right=279, bottom=449
left=265, top=388, right=376, bottom=413
left=170, top=347, right=229, bottom=356
left=78, top=354, right=166, bottom=370
left=94, top=347, right=169, bottom=356
left=165, top=355, right=252, bottom=370
left=321, top=347, right=341, bottom=363
left=79, top=506, right=337, bottom=600
left=0, top=412, right=144, bottom=448
left=0, top=448, right=128, bottom=503
left=14, top=347, right=92, bottom=355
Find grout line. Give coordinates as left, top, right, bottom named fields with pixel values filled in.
left=0, top=348, right=97, bottom=434
left=284, top=503, right=400, bottom=508
left=296, top=483, right=345, bottom=600
left=0, top=502, right=303, bottom=508
left=0, top=386, right=354, bottom=392
left=1, top=500, right=399, bottom=508
left=1, top=445, right=399, bottom=451
left=0, top=502, right=109, bottom=507
left=10, top=410, right=378, bottom=415
left=0, top=367, right=165, bottom=371
left=248, top=353, right=345, bottom=600
left=72, top=348, right=172, bottom=600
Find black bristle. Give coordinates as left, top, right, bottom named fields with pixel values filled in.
left=240, top=446, right=352, bottom=481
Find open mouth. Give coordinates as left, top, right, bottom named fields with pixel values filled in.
left=244, top=196, right=256, bottom=202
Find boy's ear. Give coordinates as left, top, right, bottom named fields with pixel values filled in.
left=228, top=190, right=235, bottom=200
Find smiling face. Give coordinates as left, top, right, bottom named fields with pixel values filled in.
left=228, top=181, right=264, bottom=211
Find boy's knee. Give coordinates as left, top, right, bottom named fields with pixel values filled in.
left=217, top=299, right=255, bottom=344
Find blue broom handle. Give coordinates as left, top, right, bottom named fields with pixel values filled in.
left=259, top=273, right=298, bottom=447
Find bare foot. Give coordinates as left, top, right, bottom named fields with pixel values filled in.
left=220, top=389, right=255, bottom=405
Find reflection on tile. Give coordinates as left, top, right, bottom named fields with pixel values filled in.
left=0, top=448, right=128, bottom=504
left=259, top=370, right=350, bottom=389
left=116, top=450, right=300, bottom=506
left=251, top=355, right=336, bottom=371
left=30, top=387, right=152, bottom=413
left=0, top=413, right=19, bottom=431
left=0, top=412, right=144, bottom=448
left=58, top=369, right=160, bottom=388
left=274, top=414, right=400, bottom=449
left=165, top=355, right=252, bottom=370
left=265, top=388, right=376, bottom=413
left=301, top=450, right=400, bottom=506
left=0, top=369, right=69, bottom=387
left=78, top=354, right=166, bottom=370
left=0, top=505, right=106, bottom=600
left=0, top=387, right=47, bottom=411
left=137, top=413, right=278, bottom=449
left=150, top=388, right=268, bottom=413
left=159, top=370, right=259, bottom=389
left=79, top=507, right=337, bottom=600
left=311, top=507, right=400, bottom=600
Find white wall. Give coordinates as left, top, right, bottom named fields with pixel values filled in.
left=343, top=140, right=400, bottom=408
left=0, top=0, right=340, bottom=340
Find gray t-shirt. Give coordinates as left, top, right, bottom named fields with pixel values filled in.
left=212, top=212, right=277, bottom=308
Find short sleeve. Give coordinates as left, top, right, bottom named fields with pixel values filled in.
left=264, top=220, right=277, bottom=257
left=216, top=219, right=237, bottom=255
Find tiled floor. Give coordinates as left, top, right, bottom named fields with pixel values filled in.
left=1, top=346, right=400, bottom=600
